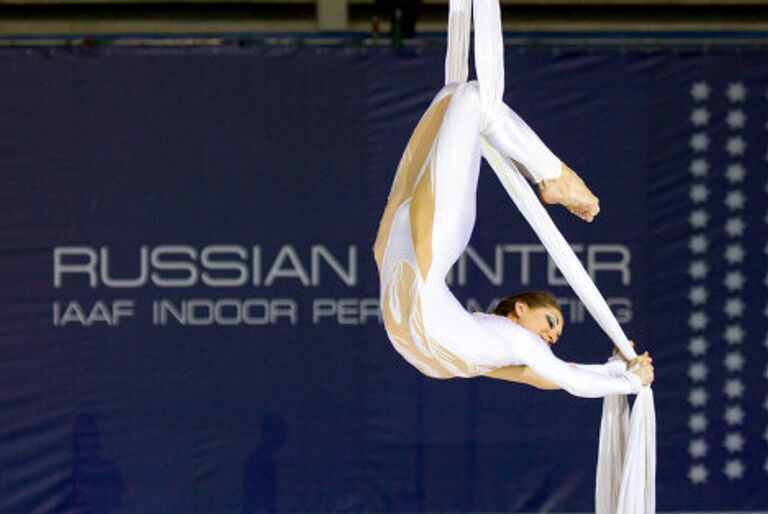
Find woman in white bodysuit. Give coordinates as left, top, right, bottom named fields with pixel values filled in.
left=374, top=81, right=653, bottom=397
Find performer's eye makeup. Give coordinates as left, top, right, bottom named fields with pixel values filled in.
left=546, top=313, right=557, bottom=329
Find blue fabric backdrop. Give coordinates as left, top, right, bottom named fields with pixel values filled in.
left=0, top=44, right=766, bottom=512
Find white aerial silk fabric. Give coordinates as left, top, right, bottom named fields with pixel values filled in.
left=483, top=130, right=657, bottom=514
left=449, top=2, right=657, bottom=513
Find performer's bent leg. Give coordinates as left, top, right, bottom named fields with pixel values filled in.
left=482, top=101, right=562, bottom=183
left=482, top=100, right=600, bottom=222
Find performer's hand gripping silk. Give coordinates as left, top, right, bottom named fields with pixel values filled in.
left=373, top=81, right=653, bottom=396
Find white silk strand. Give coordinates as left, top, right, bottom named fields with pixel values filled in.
left=480, top=140, right=637, bottom=358
left=617, top=388, right=656, bottom=514
left=447, top=4, right=655, bottom=513
left=445, top=0, right=471, bottom=84
left=481, top=133, right=656, bottom=514
left=596, top=395, right=629, bottom=514
left=472, top=0, right=505, bottom=118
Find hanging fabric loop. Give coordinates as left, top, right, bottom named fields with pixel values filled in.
left=445, top=0, right=471, bottom=85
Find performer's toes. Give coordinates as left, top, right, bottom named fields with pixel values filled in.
left=577, top=198, right=600, bottom=223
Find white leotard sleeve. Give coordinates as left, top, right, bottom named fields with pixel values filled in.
left=475, top=314, right=641, bottom=397
left=574, top=357, right=629, bottom=377
left=522, top=340, right=641, bottom=397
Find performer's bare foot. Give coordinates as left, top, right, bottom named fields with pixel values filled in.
left=538, top=163, right=600, bottom=222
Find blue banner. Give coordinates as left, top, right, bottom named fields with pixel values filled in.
left=0, top=45, right=766, bottom=512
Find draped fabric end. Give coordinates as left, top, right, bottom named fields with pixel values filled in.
left=450, top=2, right=657, bottom=513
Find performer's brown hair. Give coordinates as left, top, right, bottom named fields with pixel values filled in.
left=492, top=291, right=561, bottom=318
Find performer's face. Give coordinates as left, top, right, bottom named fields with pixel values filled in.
left=509, top=302, right=562, bottom=345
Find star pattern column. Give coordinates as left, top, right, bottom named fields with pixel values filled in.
left=720, top=82, right=748, bottom=481
left=687, top=80, right=712, bottom=485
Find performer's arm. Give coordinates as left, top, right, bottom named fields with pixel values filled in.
left=486, top=334, right=642, bottom=397
left=486, top=358, right=629, bottom=391
left=485, top=365, right=560, bottom=390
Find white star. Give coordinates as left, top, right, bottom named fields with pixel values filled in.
left=724, top=298, right=745, bottom=318
left=724, top=244, right=745, bottom=264
left=688, top=285, right=708, bottom=305
left=724, top=271, right=745, bottom=291
left=724, top=217, right=745, bottom=237
left=691, top=81, right=711, bottom=101
left=689, top=337, right=708, bottom=356
left=690, top=158, right=709, bottom=177
left=689, top=438, right=708, bottom=458
left=689, top=210, right=709, bottom=229
left=688, top=464, right=708, bottom=484
left=725, top=163, right=745, bottom=183
left=726, top=109, right=747, bottom=129
left=724, top=405, right=745, bottom=426
left=689, top=311, right=709, bottom=331
left=724, top=325, right=745, bottom=345
left=689, top=387, right=709, bottom=407
left=689, top=413, right=708, bottom=432
left=725, top=137, right=746, bottom=156
left=724, top=190, right=745, bottom=210
left=688, top=260, right=709, bottom=280
left=723, top=459, right=745, bottom=480
left=689, top=235, right=708, bottom=254
left=688, top=362, right=708, bottom=382
left=724, top=378, right=745, bottom=399
left=726, top=82, right=747, bottom=102
left=691, top=133, right=710, bottom=152
left=691, top=107, right=710, bottom=126
left=723, top=351, right=744, bottom=372
left=724, top=432, right=745, bottom=453
left=690, top=184, right=710, bottom=204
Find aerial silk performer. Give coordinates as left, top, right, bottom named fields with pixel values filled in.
left=373, top=1, right=656, bottom=513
